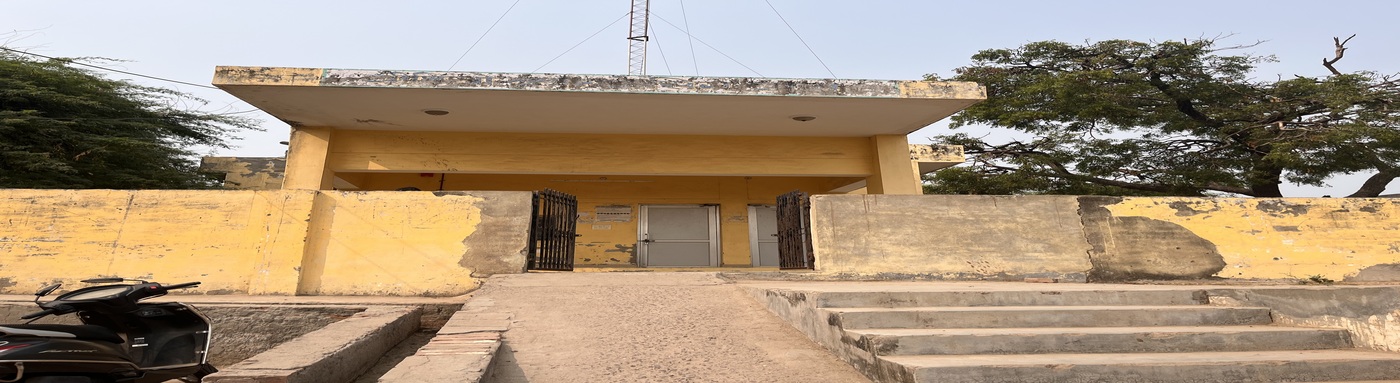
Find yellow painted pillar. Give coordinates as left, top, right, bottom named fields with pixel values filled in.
left=911, top=160, right=927, bottom=194
left=718, top=177, right=751, bottom=266
left=865, top=135, right=920, bottom=195
left=283, top=127, right=335, bottom=190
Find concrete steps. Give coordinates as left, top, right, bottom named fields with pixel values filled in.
left=827, top=305, right=1272, bottom=329
left=845, top=326, right=1351, bottom=355
left=878, top=350, right=1400, bottom=383
left=815, top=290, right=1205, bottom=308
left=746, top=284, right=1400, bottom=383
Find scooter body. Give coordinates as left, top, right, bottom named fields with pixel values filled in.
left=0, top=281, right=215, bottom=383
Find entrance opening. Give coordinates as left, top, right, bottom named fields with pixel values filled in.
left=528, top=189, right=578, bottom=271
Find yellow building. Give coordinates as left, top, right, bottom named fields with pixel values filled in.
left=212, top=67, right=984, bottom=269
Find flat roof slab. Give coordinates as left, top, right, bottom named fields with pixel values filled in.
left=214, top=67, right=985, bottom=137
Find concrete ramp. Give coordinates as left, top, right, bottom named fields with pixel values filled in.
left=465, top=272, right=870, bottom=383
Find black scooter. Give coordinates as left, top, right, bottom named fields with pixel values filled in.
left=0, top=278, right=216, bottom=383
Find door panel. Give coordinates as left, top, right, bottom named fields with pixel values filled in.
left=645, top=243, right=714, bottom=266
left=750, top=206, right=780, bottom=267
left=640, top=205, right=719, bottom=267
left=756, top=242, right=780, bottom=267
left=647, top=207, right=713, bottom=240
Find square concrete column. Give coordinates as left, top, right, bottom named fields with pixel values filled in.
left=865, top=135, right=921, bottom=195
left=718, top=177, right=752, bottom=266
left=283, top=127, right=335, bottom=190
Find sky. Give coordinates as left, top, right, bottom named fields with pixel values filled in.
left=4, top=0, right=1397, bottom=196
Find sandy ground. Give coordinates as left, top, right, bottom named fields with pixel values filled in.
left=475, top=272, right=871, bottom=383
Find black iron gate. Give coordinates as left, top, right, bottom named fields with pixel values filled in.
left=528, top=189, right=578, bottom=271
left=776, top=190, right=814, bottom=270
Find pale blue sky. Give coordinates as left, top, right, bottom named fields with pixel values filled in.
left=4, top=0, right=1397, bottom=195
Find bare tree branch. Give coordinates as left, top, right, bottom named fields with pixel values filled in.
left=1322, top=34, right=1356, bottom=76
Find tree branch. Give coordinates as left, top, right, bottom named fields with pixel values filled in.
left=1322, top=34, right=1356, bottom=76
left=1346, top=163, right=1398, bottom=198
left=1147, top=70, right=1224, bottom=128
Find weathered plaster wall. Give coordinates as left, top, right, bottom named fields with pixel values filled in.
left=811, top=195, right=1400, bottom=282
left=297, top=191, right=530, bottom=296
left=0, top=190, right=531, bottom=296
left=0, top=190, right=314, bottom=295
left=1102, top=197, right=1400, bottom=282
left=199, top=157, right=287, bottom=190
left=811, top=195, right=1093, bottom=281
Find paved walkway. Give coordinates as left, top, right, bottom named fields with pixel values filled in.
left=469, top=272, right=870, bottom=383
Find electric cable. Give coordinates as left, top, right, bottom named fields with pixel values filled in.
left=1, top=46, right=262, bottom=116
left=678, top=0, right=700, bottom=75
left=762, top=0, right=836, bottom=78
left=447, top=0, right=525, bottom=71
left=649, top=12, right=764, bottom=77
left=649, top=22, right=674, bottom=75
left=532, top=12, right=631, bottom=73
left=1, top=46, right=218, bottom=90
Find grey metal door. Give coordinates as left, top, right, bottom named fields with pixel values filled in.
left=749, top=205, right=780, bottom=267
left=639, top=205, right=719, bottom=267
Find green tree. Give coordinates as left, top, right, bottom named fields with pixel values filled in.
left=926, top=36, right=1399, bottom=197
left=0, top=48, right=257, bottom=189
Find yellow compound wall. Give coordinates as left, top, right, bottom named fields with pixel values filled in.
left=0, top=189, right=530, bottom=296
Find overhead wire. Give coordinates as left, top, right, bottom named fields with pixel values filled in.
left=1, top=46, right=218, bottom=90
left=1, top=46, right=264, bottom=116
left=447, top=0, right=525, bottom=71
left=532, top=12, right=631, bottom=73
left=677, top=0, right=700, bottom=75
left=649, top=12, right=764, bottom=77
left=648, top=22, right=674, bottom=75
left=762, top=0, right=836, bottom=78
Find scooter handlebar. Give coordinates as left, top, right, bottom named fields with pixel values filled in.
left=163, top=282, right=201, bottom=290
left=20, top=308, right=58, bottom=320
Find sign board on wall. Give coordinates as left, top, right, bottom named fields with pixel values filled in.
left=595, top=205, right=632, bottom=222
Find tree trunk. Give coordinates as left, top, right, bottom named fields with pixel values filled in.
left=1347, top=170, right=1399, bottom=197
left=1248, top=165, right=1285, bottom=198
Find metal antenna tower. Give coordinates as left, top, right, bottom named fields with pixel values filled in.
left=627, top=0, right=650, bottom=75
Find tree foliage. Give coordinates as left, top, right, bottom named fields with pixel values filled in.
left=0, top=49, right=257, bottom=189
left=925, top=37, right=1400, bottom=197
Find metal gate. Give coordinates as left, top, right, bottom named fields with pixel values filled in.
left=528, top=189, right=578, bottom=271
left=776, top=190, right=814, bottom=270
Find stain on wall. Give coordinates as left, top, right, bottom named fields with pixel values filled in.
left=295, top=191, right=531, bottom=296
left=1102, top=198, right=1400, bottom=281
left=1078, top=197, right=1226, bottom=282
left=451, top=191, right=532, bottom=276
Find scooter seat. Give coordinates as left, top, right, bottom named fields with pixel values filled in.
left=0, top=324, right=124, bottom=344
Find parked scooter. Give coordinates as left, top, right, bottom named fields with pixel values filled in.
left=0, top=278, right=216, bottom=383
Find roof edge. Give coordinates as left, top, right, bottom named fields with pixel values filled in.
left=212, top=66, right=985, bottom=100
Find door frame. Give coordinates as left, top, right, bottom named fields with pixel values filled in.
left=747, top=205, right=778, bottom=267
left=637, top=204, right=721, bottom=267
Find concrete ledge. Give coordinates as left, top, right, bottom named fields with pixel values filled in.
left=206, top=307, right=421, bottom=383
left=378, top=312, right=512, bottom=383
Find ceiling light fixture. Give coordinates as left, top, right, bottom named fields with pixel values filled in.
left=791, top=115, right=816, bottom=122
left=423, top=109, right=450, bottom=116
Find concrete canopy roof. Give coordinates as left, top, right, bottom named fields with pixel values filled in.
left=213, top=67, right=985, bottom=137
